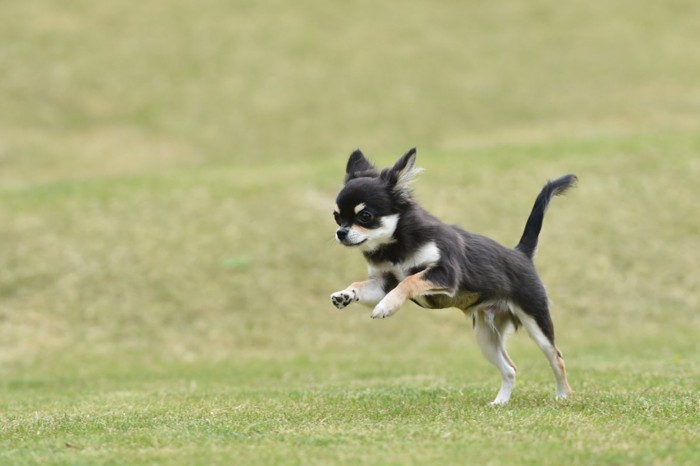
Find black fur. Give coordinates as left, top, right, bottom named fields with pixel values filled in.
left=516, top=174, right=578, bottom=259
left=345, top=149, right=380, bottom=183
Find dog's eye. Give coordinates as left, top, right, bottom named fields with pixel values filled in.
left=333, top=212, right=341, bottom=225
left=357, top=210, right=373, bottom=224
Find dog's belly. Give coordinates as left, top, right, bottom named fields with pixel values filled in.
left=412, top=292, right=482, bottom=310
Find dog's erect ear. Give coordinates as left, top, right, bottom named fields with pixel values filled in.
left=345, top=149, right=379, bottom=183
left=346, top=149, right=373, bottom=173
left=382, top=148, right=421, bottom=195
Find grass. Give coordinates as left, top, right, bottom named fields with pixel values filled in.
left=2, top=1, right=700, bottom=465
left=3, top=380, right=697, bottom=465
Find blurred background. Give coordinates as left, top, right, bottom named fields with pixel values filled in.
left=1, top=0, right=698, bottom=385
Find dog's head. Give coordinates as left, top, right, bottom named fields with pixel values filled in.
left=333, top=148, right=421, bottom=251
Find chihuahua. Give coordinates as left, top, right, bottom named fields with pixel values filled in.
left=330, top=148, right=576, bottom=404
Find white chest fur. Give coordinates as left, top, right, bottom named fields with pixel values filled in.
left=367, top=241, right=441, bottom=281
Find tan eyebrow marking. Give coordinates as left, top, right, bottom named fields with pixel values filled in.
left=354, top=203, right=366, bottom=214
left=334, top=204, right=340, bottom=214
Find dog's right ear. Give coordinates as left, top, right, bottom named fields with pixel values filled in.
left=345, top=149, right=378, bottom=183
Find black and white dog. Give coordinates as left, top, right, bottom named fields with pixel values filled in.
left=330, top=148, right=576, bottom=404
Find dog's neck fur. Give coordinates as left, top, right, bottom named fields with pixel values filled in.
left=362, top=203, right=443, bottom=265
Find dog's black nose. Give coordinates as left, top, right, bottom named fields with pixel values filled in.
left=336, top=228, right=349, bottom=241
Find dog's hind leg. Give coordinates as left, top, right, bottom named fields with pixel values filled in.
left=513, top=306, right=572, bottom=400
left=472, top=307, right=517, bottom=405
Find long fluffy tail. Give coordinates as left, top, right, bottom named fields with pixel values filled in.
left=515, top=174, right=578, bottom=260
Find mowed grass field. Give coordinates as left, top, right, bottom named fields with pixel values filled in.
left=2, top=1, right=699, bottom=465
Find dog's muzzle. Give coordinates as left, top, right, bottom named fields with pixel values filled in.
left=336, top=228, right=349, bottom=242
left=336, top=228, right=366, bottom=247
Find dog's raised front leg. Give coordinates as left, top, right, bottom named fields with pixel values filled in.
left=371, top=271, right=447, bottom=319
left=331, top=278, right=387, bottom=310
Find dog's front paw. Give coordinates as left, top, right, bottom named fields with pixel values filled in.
left=370, top=301, right=397, bottom=319
left=330, top=290, right=356, bottom=309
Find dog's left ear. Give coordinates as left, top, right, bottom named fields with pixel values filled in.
left=383, top=148, right=421, bottom=195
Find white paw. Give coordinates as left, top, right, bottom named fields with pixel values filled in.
left=556, top=385, right=572, bottom=401
left=370, top=301, right=395, bottom=319
left=489, top=397, right=510, bottom=406
left=330, top=290, right=356, bottom=309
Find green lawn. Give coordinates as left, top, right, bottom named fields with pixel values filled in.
left=2, top=1, right=699, bottom=465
